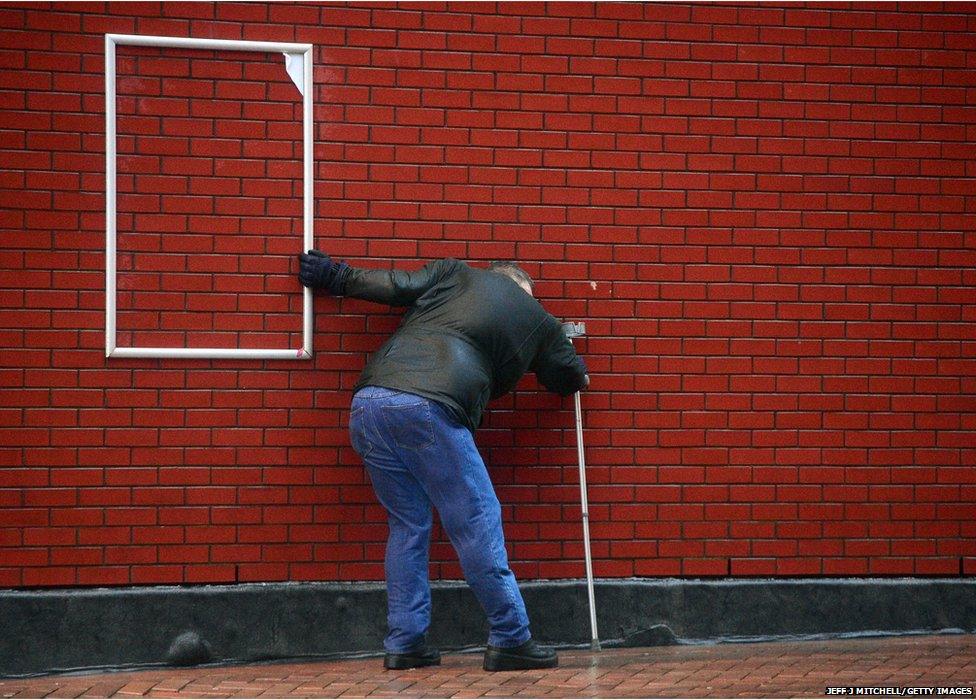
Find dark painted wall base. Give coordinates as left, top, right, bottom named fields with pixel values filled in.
left=2, top=578, right=974, bottom=678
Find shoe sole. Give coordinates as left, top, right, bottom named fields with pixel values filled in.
left=384, top=657, right=441, bottom=670
left=483, top=654, right=558, bottom=672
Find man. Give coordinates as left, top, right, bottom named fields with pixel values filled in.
left=299, top=251, right=588, bottom=672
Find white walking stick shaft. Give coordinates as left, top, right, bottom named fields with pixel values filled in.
left=574, top=390, right=600, bottom=650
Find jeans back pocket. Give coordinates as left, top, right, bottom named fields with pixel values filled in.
left=379, top=401, right=435, bottom=451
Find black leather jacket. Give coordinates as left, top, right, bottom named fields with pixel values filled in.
left=336, top=258, right=587, bottom=432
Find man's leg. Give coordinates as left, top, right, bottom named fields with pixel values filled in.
left=392, top=400, right=531, bottom=648
left=350, top=389, right=434, bottom=654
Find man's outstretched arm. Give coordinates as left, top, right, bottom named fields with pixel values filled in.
left=299, top=251, right=458, bottom=306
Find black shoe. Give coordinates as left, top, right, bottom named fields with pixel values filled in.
left=483, top=639, right=558, bottom=671
left=384, top=645, right=441, bottom=670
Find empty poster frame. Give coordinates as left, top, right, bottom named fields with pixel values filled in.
left=104, top=34, right=314, bottom=360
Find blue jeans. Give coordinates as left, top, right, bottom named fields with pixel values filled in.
left=349, top=386, right=531, bottom=653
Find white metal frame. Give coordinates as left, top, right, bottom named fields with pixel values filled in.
left=105, top=34, right=314, bottom=360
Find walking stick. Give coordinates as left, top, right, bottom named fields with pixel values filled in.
left=562, top=322, right=600, bottom=651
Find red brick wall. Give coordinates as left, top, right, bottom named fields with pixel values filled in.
left=1, top=2, right=974, bottom=587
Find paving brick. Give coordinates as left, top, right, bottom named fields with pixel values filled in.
left=2, top=635, right=973, bottom=699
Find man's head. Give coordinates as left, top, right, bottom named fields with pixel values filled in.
left=488, top=261, right=535, bottom=296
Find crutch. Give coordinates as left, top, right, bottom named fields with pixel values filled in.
left=561, top=321, right=600, bottom=651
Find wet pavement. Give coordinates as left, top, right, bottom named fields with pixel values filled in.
left=1, top=634, right=973, bottom=698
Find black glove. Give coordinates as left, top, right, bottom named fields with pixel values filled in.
left=577, top=357, right=590, bottom=389
left=298, top=249, right=350, bottom=295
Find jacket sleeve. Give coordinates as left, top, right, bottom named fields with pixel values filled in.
left=530, top=318, right=588, bottom=396
left=340, top=258, right=459, bottom=307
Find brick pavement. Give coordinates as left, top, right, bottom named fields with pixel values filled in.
left=1, top=634, right=973, bottom=698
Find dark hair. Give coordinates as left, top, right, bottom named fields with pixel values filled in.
left=488, top=261, right=534, bottom=292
